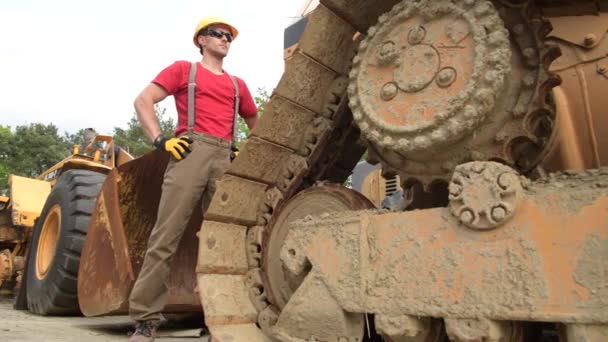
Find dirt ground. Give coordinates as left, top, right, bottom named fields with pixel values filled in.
left=0, top=297, right=209, bottom=342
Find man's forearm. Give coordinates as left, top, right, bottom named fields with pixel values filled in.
left=244, top=115, right=257, bottom=130
left=134, top=97, right=162, bottom=142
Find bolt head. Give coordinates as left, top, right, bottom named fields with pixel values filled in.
left=491, top=206, right=507, bottom=222
left=449, top=183, right=462, bottom=197
left=460, top=210, right=475, bottom=224
left=408, top=25, right=426, bottom=45
left=381, top=82, right=398, bottom=101
left=381, top=41, right=395, bottom=54
left=472, top=163, right=486, bottom=173
left=497, top=173, right=513, bottom=190
left=378, top=41, right=398, bottom=65
left=437, top=67, right=457, bottom=88
left=584, top=33, right=597, bottom=47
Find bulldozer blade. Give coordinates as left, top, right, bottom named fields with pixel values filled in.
left=78, top=150, right=202, bottom=316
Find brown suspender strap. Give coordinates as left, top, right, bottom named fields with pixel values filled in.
left=187, top=61, right=197, bottom=133
left=187, top=62, right=240, bottom=142
left=228, top=74, right=240, bottom=144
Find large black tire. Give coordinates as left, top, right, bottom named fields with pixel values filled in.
left=26, top=169, right=106, bottom=315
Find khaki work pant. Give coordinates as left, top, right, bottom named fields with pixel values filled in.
left=129, top=132, right=231, bottom=323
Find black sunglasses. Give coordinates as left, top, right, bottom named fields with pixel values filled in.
left=203, top=29, right=233, bottom=43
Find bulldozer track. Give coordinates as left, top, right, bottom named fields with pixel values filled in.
left=195, top=1, right=594, bottom=341
left=196, top=3, right=366, bottom=339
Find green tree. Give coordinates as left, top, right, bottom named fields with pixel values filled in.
left=234, top=87, right=270, bottom=147
left=8, top=123, right=71, bottom=178
left=0, top=124, right=72, bottom=193
left=112, top=105, right=175, bottom=157
left=63, top=128, right=91, bottom=147
left=0, top=125, right=14, bottom=192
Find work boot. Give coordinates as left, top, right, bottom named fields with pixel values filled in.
left=129, top=320, right=158, bottom=342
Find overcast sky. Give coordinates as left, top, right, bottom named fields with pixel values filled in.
left=0, top=0, right=303, bottom=135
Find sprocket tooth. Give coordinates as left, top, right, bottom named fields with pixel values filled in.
left=541, top=44, right=562, bottom=69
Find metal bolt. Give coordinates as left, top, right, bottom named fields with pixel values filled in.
left=449, top=183, right=463, bottom=197
left=491, top=206, right=507, bottom=222
left=378, top=41, right=398, bottom=65
left=381, top=82, right=398, bottom=101
left=437, top=67, right=457, bottom=88
left=584, top=33, right=597, bottom=47
left=472, top=163, right=485, bottom=173
left=381, top=41, right=395, bottom=55
left=408, top=25, right=426, bottom=45
left=460, top=209, right=475, bottom=224
left=498, top=173, right=513, bottom=190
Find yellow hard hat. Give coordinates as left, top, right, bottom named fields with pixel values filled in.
left=193, top=16, right=239, bottom=47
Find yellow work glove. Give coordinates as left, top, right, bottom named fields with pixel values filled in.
left=153, top=136, right=193, bottom=160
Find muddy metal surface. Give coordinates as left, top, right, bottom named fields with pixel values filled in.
left=0, top=298, right=208, bottom=342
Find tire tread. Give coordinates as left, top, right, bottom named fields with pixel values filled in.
left=26, top=169, right=106, bottom=316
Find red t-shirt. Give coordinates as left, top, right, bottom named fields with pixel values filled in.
left=152, top=61, right=257, bottom=141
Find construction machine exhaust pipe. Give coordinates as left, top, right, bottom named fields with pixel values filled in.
left=78, top=150, right=202, bottom=316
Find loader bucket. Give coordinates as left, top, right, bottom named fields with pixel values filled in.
left=77, top=150, right=202, bottom=316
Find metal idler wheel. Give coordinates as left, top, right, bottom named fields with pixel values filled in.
left=261, top=184, right=375, bottom=310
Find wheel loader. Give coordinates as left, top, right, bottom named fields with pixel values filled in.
left=6, top=0, right=608, bottom=341
left=0, top=134, right=133, bottom=311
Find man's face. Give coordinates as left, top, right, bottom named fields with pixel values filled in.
left=199, top=24, right=233, bottom=58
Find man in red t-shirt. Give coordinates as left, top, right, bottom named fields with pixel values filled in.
left=128, top=16, right=257, bottom=342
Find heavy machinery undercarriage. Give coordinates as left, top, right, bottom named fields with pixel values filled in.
left=193, top=0, right=608, bottom=341
left=7, top=1, right=604, bottom=340
left=14, top=0, right=601, bottom=340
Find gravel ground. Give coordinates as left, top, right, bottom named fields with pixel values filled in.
left=0, top=297, right=208, bottom=342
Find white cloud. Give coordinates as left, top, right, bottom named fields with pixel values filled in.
left=0, top=0, right=303, bottom=134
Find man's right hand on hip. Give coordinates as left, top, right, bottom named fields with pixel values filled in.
left=154, top=136, right=193, bottom=160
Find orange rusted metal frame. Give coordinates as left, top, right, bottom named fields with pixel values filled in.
left=281, top=166, right=608, bottom=324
